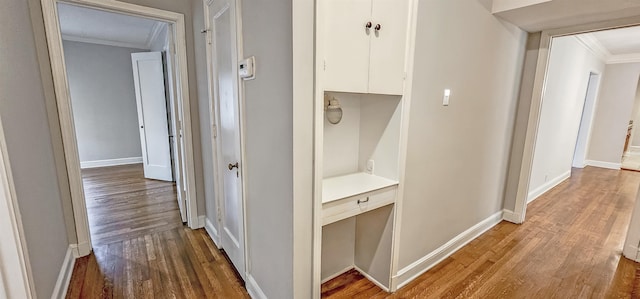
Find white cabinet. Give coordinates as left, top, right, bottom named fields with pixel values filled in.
left=322, top=0, right=409, bottom=95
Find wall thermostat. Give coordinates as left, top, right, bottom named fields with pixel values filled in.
left=239, top=56, right=256, bottom=80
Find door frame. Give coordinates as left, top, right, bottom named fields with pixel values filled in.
left=202, top=0, right=249, bottom=277
left=41, top=0, right=199, bottom=257
left=513, top=17, right=640, bottom=224
left=0, top=114, right=35, bottom=298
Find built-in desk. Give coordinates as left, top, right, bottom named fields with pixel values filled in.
left=322, top=173, right=398, bottom=225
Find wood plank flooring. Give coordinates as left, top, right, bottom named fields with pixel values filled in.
left=322, top=167, right=640, bottom=298
left=66, top=164, right=249, bottom=298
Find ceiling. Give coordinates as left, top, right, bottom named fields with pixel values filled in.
left=491, top=0, right=640, bottom=32
left=58, top=3, right=165, bottom=50
left=589, top=26, right=640, bottom=56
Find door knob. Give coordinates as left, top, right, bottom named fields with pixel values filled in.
left=228, top=162, right=239, bottom=170
left=365, top=21, right=372, bottom=29
left=375, top=24, right=381, bottom=31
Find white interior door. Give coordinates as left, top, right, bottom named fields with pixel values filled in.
left=131, top=52, right=174, bottom=183
left=208, top=0, right=246, bottom=279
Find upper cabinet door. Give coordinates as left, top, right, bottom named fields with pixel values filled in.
left=323, top=0, right=372, bottom=94
left=368, top=0, right=409, bottom=95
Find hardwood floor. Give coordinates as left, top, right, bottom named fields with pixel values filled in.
left=322, top=167, right=640, bottom=298
left=66, top=164, right=249, bottom=298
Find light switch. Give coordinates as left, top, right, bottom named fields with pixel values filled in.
left=443, top=89, right=451, bottom=106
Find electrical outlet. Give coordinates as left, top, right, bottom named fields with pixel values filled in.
left=366, top=160, right=375, bottom=174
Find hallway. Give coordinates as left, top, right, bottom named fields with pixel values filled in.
left=323, top=167, right=640, bottom=298
left=66, top=165, right=249, bottom=298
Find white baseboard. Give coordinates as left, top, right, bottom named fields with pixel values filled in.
left=80, top=157, right=142, bottom=169
left=354, top=265, right=390, bottom=293
left=321, top=266, right=354, bottom=284
left=623, top=244, right=640, bottom=262
left=527, top=170, right=571, bottom=203
left=392, top=210, right=504, bottom=290
left=585, top=160, right=621, bottom=170
left=72, top=241, right=91, bottom=257
left=197, top=215, right=206, bottom=229
left=502, top=209, right=522, bottom=224
left=204, top=217, right=221, bottom=249
left=246, top=274, right=268, bottom=299
left=51, top=245, right=77, bottom=299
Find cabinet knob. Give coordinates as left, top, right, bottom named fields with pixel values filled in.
left=375, top=24, right=381, bottom=31
left=365, top=21, right=372, bottom=29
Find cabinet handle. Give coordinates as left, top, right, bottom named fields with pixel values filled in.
left=357, top=197, right=370, bottom=204
left=375, top=24, right=381, bottom=31
left=365, top=21, right=372, bottom=29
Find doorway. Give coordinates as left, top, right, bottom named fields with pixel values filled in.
left=41, top=0, right=198, bottom=256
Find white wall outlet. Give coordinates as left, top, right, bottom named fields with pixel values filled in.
left=366, top=160, right=375, bottom=174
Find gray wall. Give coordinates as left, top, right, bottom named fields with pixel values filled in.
left=630, top=80, right=640, bottom=147
left=191, top=0, right=218, bottom=238
left=528, top=36, right=605, bottom=199
left=241, top=0, right=295, bottom=298
left=1, top=0, right=70, bottom=297
left=398, top=0, right=527, bottom=269
left=588, top=63, right=640, bottom=164
left=63, top=41, right=144, bottom=163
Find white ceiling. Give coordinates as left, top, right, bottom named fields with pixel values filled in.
left=590, top=26, right=640, bottom=56
left=58, top=3, right=165, bottom=49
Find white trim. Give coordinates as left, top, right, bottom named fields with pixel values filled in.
left=585, top=160, right=621, bottom=170
left=41, top=0, right=200, bottom=256
left=50, top=246, right=77, bottom=299
left=145, top=22, right=165, bottom=49
left=574, top=34, right=611, bottom=62
left=492, top=0, right=551, bottom=13
left=320, top=266, right=354, bottom=284
left=502, top=209, right=522, bottom=224
left=393, top=211, right=504, bottom=289
left=197, top=215, right=206, bottom=229
left=353, top=265, right=390, bottom=293
left=623, top=244, right=640, bottom=262
left=79, top=157, right=142, bottom=169
left=61, top=34, right=150, bottom=50
left=204, top=217, right=221, bottom=248
left=527, top=170, right=571, bottom=203
left=0, top=114, right=34, bottom=298
left=607, top=53, right=640, bottom=64
left=246, top=274, right=268, bottom=299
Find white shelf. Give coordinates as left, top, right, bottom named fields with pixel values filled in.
left=322, top=172, right=398, bottom=204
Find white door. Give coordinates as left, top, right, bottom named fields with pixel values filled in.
left=131, top=52, right=174, bottom=183
left=208, top=0, right=246, bottom=279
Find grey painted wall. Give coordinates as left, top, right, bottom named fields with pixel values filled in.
left=63, top=41, right=144, bottom=163
left=1, top=0, right=70, bottom=297
left=241, top=0, right=295, bottom=298
left=398, top=0, right=527, bottom=269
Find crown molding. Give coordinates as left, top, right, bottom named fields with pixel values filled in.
left=574, top=34, right=611, bottom=62
left=145, top=22, right=166, bottom=49
left=61, top=34, right=150, bottom=50
left=607, top=53, right=640, bottom=64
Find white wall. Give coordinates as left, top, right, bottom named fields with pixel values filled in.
left=528, top=36, right=605, bottom=201
left=1, top=0, right=70, bottom=296
left=63, top=41, right=145, bottom=164
left=588, top=63, right=640, bottom=165
left=397, top=0, right=527, bottom=274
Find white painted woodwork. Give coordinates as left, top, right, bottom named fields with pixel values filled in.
left=131, top=52, right=174, bottom=182
left=41, top=0, right=201, bottom=257
left=207, top=0, right=246, bottom=280
left=322, top=0, right=371, bottom=93
left=322, top=183, right=396, bottom=225
left=322, top=0, right=409, bottom=95
left=368, top=0, right=409, bottom=95
left=323, top=172, right=397, bottom=204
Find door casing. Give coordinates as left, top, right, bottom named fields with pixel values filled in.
left=40, top=0, right=200, bottom=257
